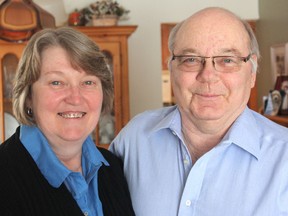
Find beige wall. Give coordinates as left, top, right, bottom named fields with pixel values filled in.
left=116, top=0, right=259, bottom=117
left=36, top=0, right=260, bottom=117
left=256, top=0, right=288, bottom=109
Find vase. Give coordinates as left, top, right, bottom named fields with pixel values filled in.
left=68, top=10, right=85, bottom=26
left=92, top=14, right=118, bottom=26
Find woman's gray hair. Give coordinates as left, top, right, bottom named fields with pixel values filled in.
left=168, top=14, right=260, bottom=73
left=13, top=27, right=114, bottom=125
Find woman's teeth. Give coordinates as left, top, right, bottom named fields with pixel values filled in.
left=58, top=112, right=85, bottom=118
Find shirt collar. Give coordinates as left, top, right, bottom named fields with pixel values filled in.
left=221, top=107, right=261, bottom=159
left=150, top=105, right=182, bottom=134
left=20, top=125, right=109, bottom=187
left=150, top=106, right=261, bottom=159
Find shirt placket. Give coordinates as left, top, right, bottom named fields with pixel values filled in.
left=178, top=151, right=212, bottom=216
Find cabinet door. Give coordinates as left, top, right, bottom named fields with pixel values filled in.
left=94, top=42, right=121, bottom=148
left=0, top=44, right=24, bottom=141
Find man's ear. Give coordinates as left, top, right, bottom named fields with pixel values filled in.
left=250, top=71, right=256, bottom=88
left=251, top=54, right=258, bottom=73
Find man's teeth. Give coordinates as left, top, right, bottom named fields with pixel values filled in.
left=59, top=112, right=85, bottom=118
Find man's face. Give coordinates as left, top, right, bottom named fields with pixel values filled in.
left=170, top=10, right=257, bottom=129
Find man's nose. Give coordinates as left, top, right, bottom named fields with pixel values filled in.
left=196, top=58, right=219, bottom=82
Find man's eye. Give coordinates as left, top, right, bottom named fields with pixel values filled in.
left=182, top=57, right=200, bottom=64
left=222, top=57, right=237, bottom=64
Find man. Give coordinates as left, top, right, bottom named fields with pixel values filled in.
left=109, top=7, right=288, bottom=216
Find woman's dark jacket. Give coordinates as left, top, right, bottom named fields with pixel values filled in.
left=0, top=127, right=135, bottom=216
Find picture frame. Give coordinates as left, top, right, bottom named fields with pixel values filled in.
left=270, top=43, right=286, bottom=85
left=274, top=75, right=288, bottom=91
left=285, top=43, right=288, bottom=76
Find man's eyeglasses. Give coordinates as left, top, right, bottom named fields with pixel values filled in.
left=171, top=53, right=252, bottom=73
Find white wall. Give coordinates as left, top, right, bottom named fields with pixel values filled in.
left=36, top=0, right=259, bottom=118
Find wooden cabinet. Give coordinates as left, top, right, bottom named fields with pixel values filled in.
left=0, top=25, right=137, bottom=148
left=75, top=26, right=137, bottom=148
left=0, top=42, right=25, bottom=142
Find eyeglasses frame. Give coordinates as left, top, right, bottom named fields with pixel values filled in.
left=171, top=52, right=252, bottom=72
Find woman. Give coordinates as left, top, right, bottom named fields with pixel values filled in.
left=0, top=27, right=135, bottom=216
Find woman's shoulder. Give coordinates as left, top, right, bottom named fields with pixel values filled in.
left=97, top=147, right=123, bottom=167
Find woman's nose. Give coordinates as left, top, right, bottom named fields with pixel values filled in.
left=65, top=86, right=83, bottom=104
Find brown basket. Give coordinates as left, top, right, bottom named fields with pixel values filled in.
left=0, top=0, right=55, bottom=42
left=92, top=15, right=118, bottom=26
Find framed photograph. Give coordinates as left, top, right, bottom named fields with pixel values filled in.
left=274, top=75, right=288, bottom=91
left=285, top=43, right=288, bottom=76
left=270, top=43, right=286, bottom=85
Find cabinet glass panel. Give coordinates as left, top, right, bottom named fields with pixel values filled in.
left=93, top=50, right=115, bottom=146
left=1, top=53, right=19, bottom=141
left=3, top=54, right=17, bottom=101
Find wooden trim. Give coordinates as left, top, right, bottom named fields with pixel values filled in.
left=74, top=25, right=137, bottom=37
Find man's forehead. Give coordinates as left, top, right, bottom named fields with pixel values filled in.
left=174, top=13, right=249, bottom=54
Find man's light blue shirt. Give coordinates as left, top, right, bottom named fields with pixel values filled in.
left=110, top=106, right=288, bottom=216
left=20, top=125, right=109, bottom=216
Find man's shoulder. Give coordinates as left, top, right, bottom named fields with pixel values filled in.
left=250, top=110, right=288, bottom=148
left=109, top=106, right=178, bottom=152
left=129, top=105, right=177, bottom=125
left=252, top=111, right=288, bottom=133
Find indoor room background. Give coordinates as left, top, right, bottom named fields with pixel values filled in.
left=23, top=0, right=288, bottom=117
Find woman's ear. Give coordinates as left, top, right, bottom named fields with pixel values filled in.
left=25, top=96, right=32, bottom=110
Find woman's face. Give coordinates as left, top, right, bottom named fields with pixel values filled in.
left=29, top=46, right=103, bottom=148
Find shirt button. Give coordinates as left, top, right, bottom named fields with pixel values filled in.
left=183, top=159, right=189, bottom=165
left=172, top=130, right=177, bottom=135
left=83, top=212, right=88, bottom=216
left=185, top=200, right=192, bottom=207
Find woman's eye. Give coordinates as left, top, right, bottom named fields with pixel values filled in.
left=81, top=80, right=98, bottom=88
left=51, top=81, right=61, bottom=86
left=49, top=80, right=65, bottom=89
left=84, top=81, right=94, bottom=85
